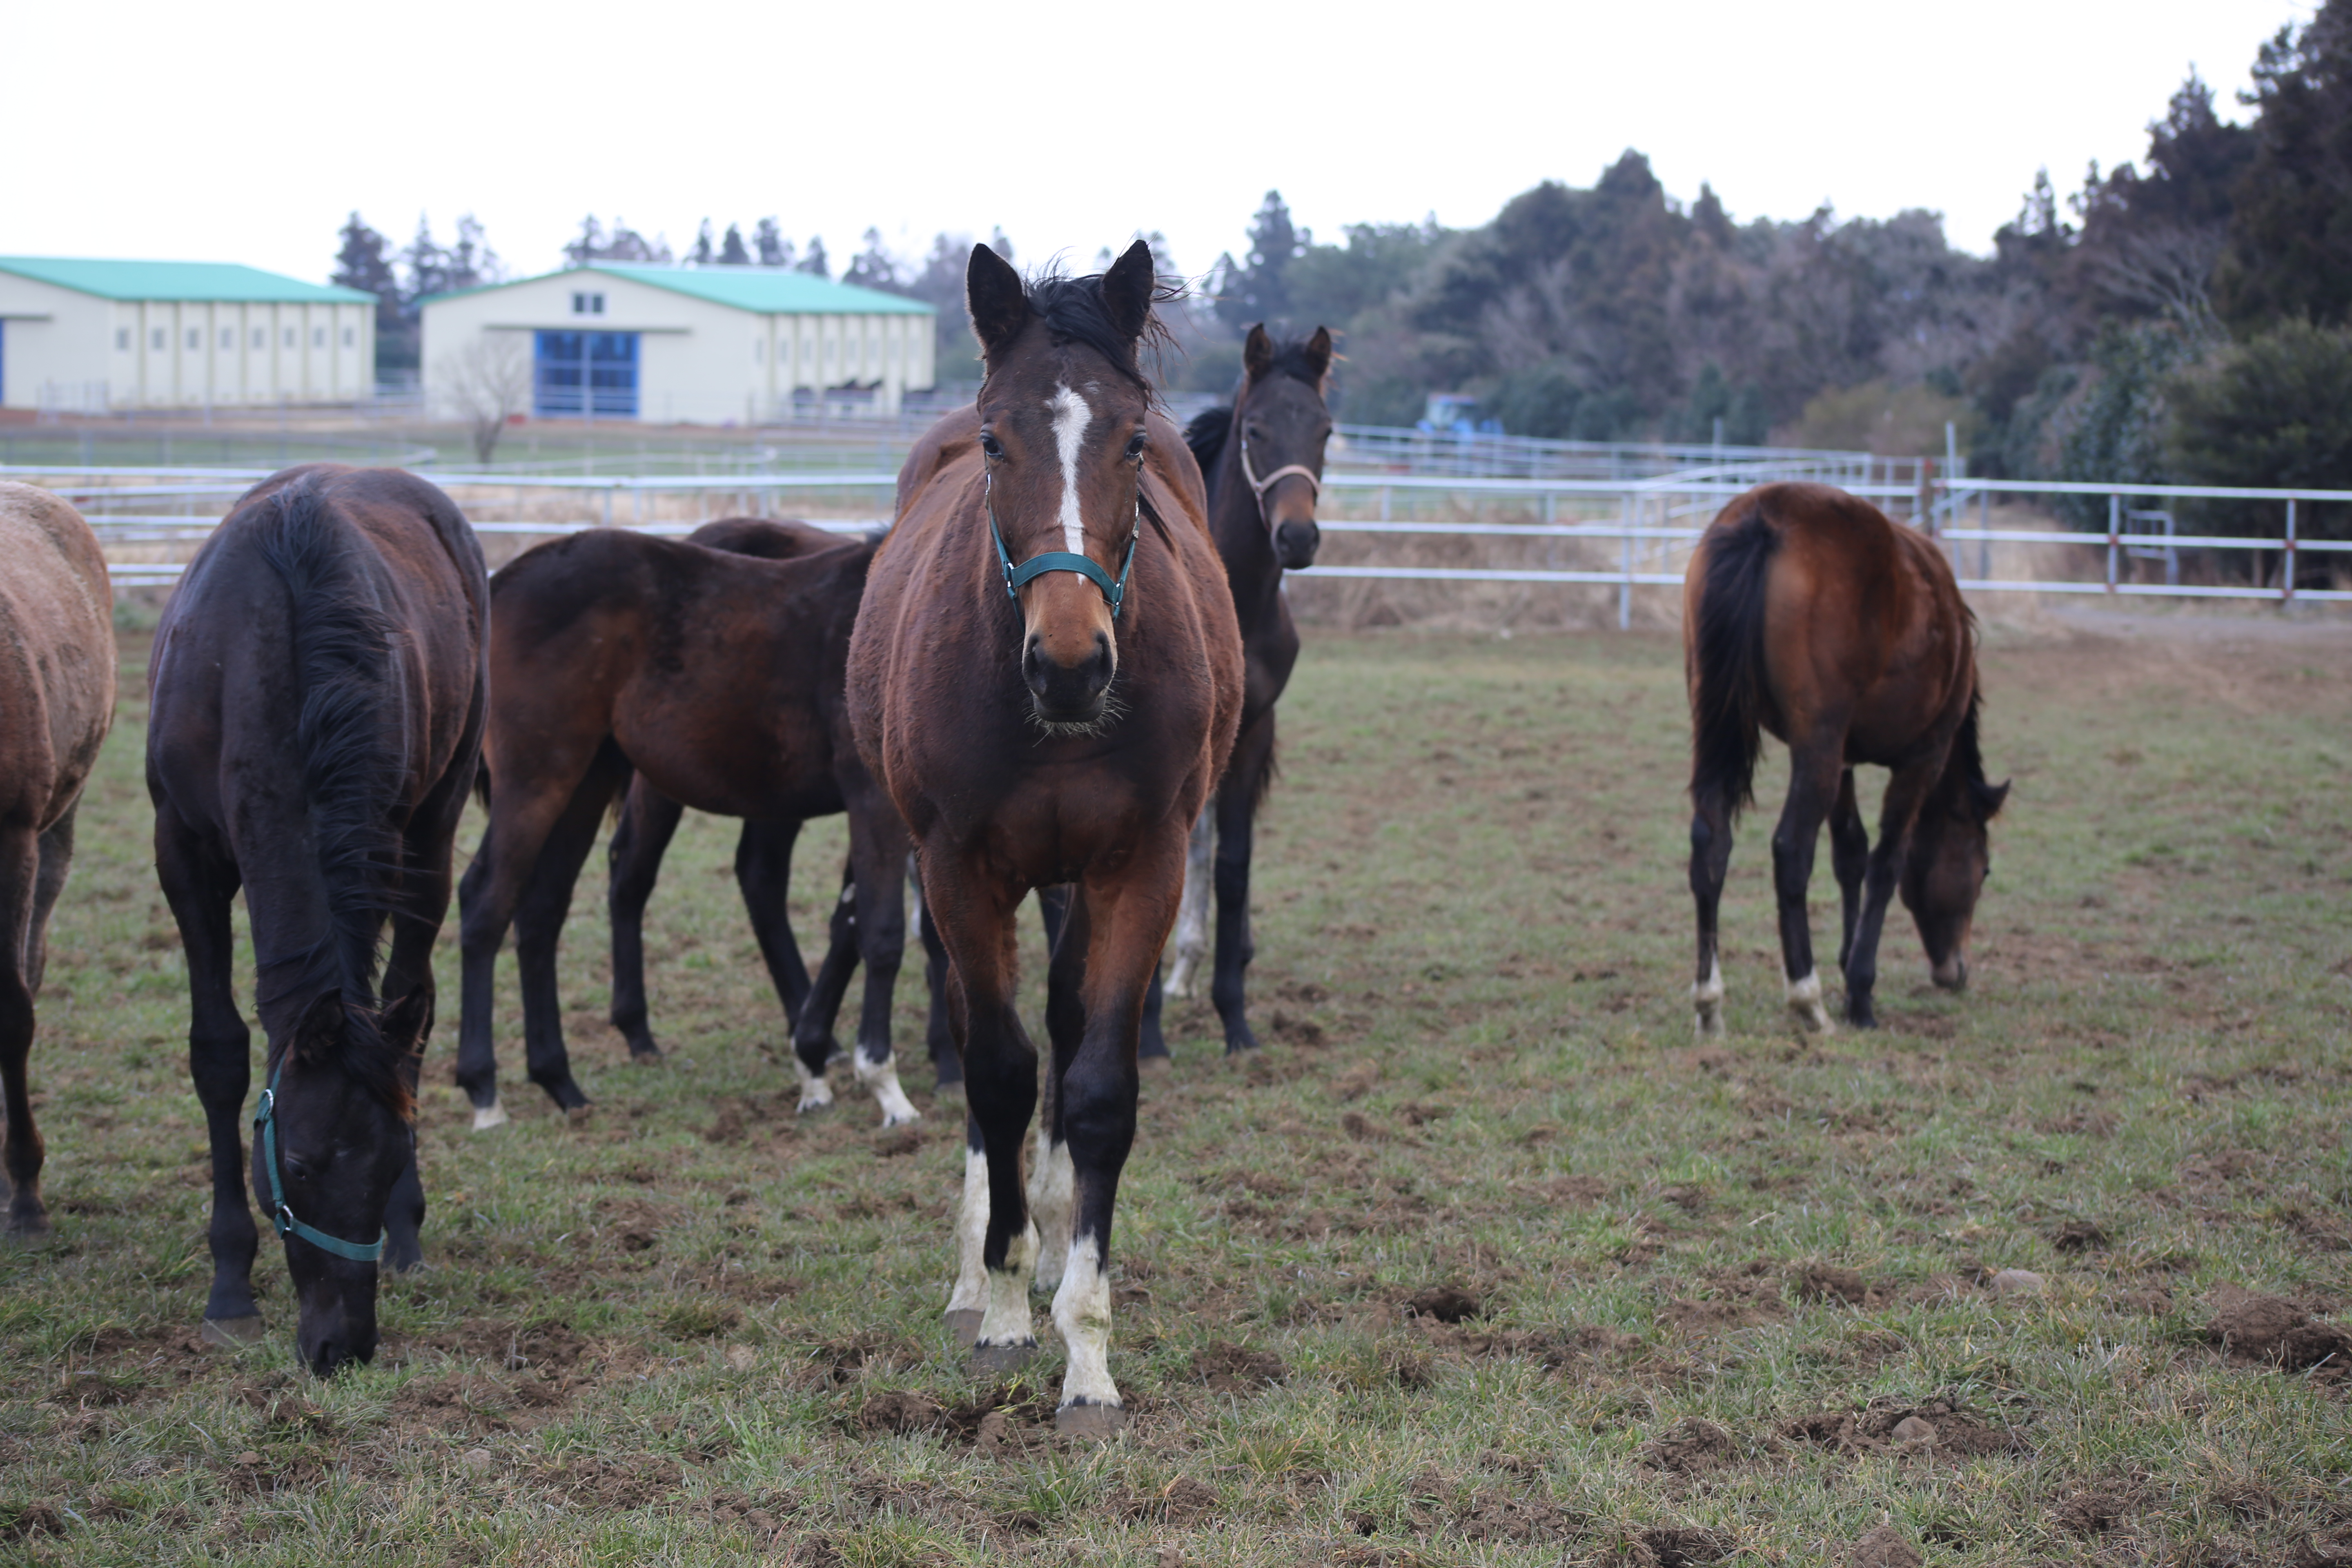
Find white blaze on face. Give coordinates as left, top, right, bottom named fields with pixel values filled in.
left=1050, top=383, right=1092, bottom=556
left=1053, top=1234, right=1120, bottom=1411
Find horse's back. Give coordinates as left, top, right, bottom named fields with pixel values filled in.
left=0, top=484, right=116, bottom=825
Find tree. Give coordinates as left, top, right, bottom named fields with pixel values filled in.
left=690, top=219, right=715, bottom=267
left=443, top=214, right=504, bottom=293
left=331, top=212, right=402, bottom=342
left=401, top=216, right=451, bottom=305
left=842, top=228, right=901, bottom=292
left=565, top=216, right=672, bottom=266
left=564, top=215, right=607, bottom=267
left=719, top=223, right=751, bottom=265
left=753, top=217, right=791, bottom=267
left=2217, top=2, right=2352, bottom=327
left=440, top=334, right=534, bottom=464
left=2169, top=320, right=2352, bottom=556
left=796, top=236, right=829, bottom=278
left=1215, top=191, right=1303, bottom=327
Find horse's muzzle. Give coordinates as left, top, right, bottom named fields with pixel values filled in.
left=1273, top=518, right=1321, bottom=571
left=1023, top=632, right=1114, bottom=724
left=1931, top=954, right=1968, bottom=991
left=296, top=1270, right=380, bottom=1377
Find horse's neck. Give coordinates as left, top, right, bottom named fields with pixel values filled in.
left=1209, top=410, right=1283, bottom=631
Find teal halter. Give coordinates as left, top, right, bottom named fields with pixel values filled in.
left=254, top=1056, right=386, bottom=1265
left=986, top=471, right=1139, bottom=620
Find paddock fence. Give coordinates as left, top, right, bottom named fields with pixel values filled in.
left=7, top=458, right=2346, bottom=618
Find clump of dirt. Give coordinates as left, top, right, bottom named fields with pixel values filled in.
left=2205, top=1285, right=2352, bottom=1371
left=1193, top=1341, right=1286, bottom=1393
left=537, top=1455, right=684, bottom=1509
left=1541, top=1174, right=1608, bottom=1205
left=1406, top=1285, right=1483, bottom=1323
left=803, top=1332, right=916, bottom=1388
left=1639, top=1526, right=1733, bottom=1566
left=392, top=1371, right=566, bottom=1433
left=1121, top=1477, right=1219, bottom=1526
left=1781, top=1395, right=2023, bottom=1459
left=852, top=1390, right=944, bottom=1435
left=942, top=1383, right=1056, bottom=1443
left=1640, top=1417, right=1737, bottom=1475
left=2053, top=1485, right=2135, bottom=1535
left=1794, top=1264, right=1875, bottom=1305
left=2052, top=1219, right=2111, bottom=1252
left=0, top=1502, right=67, bottom=1542
left=1844, top=1525, right=1923, bottom=1567
left=405, top=1318, right=591, bottom=1375
left=872, top=1126, right=922, bottom=1158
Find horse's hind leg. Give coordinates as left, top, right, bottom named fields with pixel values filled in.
left=1687, top=785, right=1735, bottom=1037
left=735, top=819, right=835, bottom=1111
left=1843, top=760, right=1938, bottom=1029
left=1770, top=746, right=1843, bottom=1033
left=915, top=871, right=959, bottom=1089
left=834, top=799, right=915, bottom=1127
left=23, top=804, right=77, bottom=998
left=510, top=766, right=622, bottom=1112
left=1830, top=769, right=1870, bottom=973
left=154, top=802, right=259, bottom=1334
left=1163, top=806, right=1212, bottom=998
left=792, top=859, right=860, bottom=1087
left=607, top=780, right=684, bottom=1062
left=1210, top=711, right=1276, bottom=1055
left=0, top=823, right=46, bottom=1238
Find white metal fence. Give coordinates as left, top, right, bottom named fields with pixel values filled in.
left=9, top=460, right=2346, bottom=612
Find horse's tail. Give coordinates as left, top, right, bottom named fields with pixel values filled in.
left=252, top=478, right=408, bottom=1061
left=1688, top=506, right=1779, bottom=819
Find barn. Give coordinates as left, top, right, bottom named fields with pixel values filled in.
left=419, top=264, right=937, bottom=425
left=0, top=257, right=376, bottom=413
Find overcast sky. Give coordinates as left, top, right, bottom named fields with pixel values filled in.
left=5, top=0, right=2296, bottom=290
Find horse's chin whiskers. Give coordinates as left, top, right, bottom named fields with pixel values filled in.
left=1026, top=679, right=1127, bottom=741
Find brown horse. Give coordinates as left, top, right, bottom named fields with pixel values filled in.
left=848, top=242, right=1241, bottom=1434
left=1163, top=324, right=1334, bottom=1053
left=1684, top=482, right=2007, bottom=1034
left=149, top=466, right=486, bottom=1373
left=455, top=520, right=917, bottom=1129
left=0, top=484, right=115, bottom=1238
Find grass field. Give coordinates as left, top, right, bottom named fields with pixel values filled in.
left=3, top=615, right=2349, bottom=1566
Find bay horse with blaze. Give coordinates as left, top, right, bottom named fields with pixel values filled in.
left=849, top=241, right=1241, bottom=1434
left=148, top=466, right=486, bottom=1373
left=0, top=483, right=115, bottom=1238
left=1684, top=482, right=2007, bottom=1034
left=1164, top=324, right=1333, bottom=1053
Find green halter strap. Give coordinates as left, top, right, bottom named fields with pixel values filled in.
left=986, top=471, right=1140, bottom=620
left=254, top=1056, right=387, bottom=1265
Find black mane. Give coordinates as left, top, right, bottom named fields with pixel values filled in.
left=1020, top=269, right=1176, bottom=398
left=1185, top=405, right=1232, bottom=477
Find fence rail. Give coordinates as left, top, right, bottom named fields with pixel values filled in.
left=8, top=461, right=2343, bottom=613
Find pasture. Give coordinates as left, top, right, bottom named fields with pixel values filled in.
left=3, top=612, right=2349, bottom=1565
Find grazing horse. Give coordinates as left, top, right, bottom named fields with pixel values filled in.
left=1162, top=325, right=1333, bottom=1054
left=848, top=241, right=1241, bottom=1434
left=455, top=521, right=917, bottom=1129
left=148, top=466, right=486, bottom=1373
left=0, top=484, right=115, bottom=1238
left=1684, top=482, right=2007, bottom=1035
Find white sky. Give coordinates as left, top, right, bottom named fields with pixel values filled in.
left=5, top=0, right=2297, bottom=290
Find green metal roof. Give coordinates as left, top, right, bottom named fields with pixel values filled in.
left=423, top=264, right=934, bottom=317
left=0, top=257, right=374, bottom=305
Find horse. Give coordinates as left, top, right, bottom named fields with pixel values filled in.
left=1161, top=324, right=1334, bottom=1054
left=1683, top=481, right=2008, bottom=1035
left=454, top=519, right=918, bottom=1130
left=0, top=484, right=115, bottom=1239
left=147, top=465, right=486, bottom=1374
left=848, top=241, right=1241, bottom=1435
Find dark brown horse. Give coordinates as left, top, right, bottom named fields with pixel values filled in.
left=848, top=242, right=1241, bottom=1434
left=1684, top=482, right=2007, bottom=1034
left=455, top=520, right=917, bottom=1128
left=149, top=466, right=486, bottom=1374
left=1163, top=325, right=1333, bottom=1052
left=0, top=484, right=115, bottom=1238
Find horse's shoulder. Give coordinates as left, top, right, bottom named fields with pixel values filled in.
left=895, top=403, right=980, bottom=517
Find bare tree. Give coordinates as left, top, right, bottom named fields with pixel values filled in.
left=442, top=334, right=534, bottom=464
left=2085, top=225, right=2229, bottom=346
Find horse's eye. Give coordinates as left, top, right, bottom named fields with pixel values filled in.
left=980, top=432, right=1004, bottom=460
left=1125, top=431, right=1147, bottom=461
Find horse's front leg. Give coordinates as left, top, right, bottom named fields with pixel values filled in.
left=606, top=780, right=686, bottom=1062
left=1769, top=744, right=1844, bottom=1033
left=1209, top=711, right=1276, bottom=1054
left=923, top=856, right=1037, bottom=1363
left=1049, top=843, right=1183, bottom=1436
left=1844, top=759, right=1938, bottom=1029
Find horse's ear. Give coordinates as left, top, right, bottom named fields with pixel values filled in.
left=1243, top=323, right=1272, bottom=381
left=381, top=988, right=434, bottom=1055
left=292, top=991, right=344, bottom=1062
left=1101, top=239, right=1156, bottom=343
left=1302, top=326, right=1334, bottom=381
left=966, top=243, right=1029, bottom=362
left=1977, top=778, right=2012, bottom=822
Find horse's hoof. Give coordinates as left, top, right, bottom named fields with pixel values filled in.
left=4, top=1213, right=53, bottom=1243
left=1138, top=1054, right=1173, bottom=1076
left=945, top=1309, right=982, bottom=1347
left=385, top=1243, right=425, bottom=1274
left=1223, top=1032, right=1261, bottom=1058
left=470, top=1098, right=508, bottom=1132
left=564, top=1105, right=595, bottom=1128
left=877, top=1105, right=920, bottom=1129
left=201, top=1316, right=267, bottom=1348
left=628, top=1047, right=666, bottom=1066
left=1055, top=1400, right=1127, bottom=1439
left=1693, top=1008, right=1726, bottom=1039
left=971, top=1339, right=1036, bottom=1372
left=795, top=1086, right=835, bottom=1115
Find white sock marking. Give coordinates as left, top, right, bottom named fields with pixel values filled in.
left=1167, top=806, right=1214, bottom=998
left=471, top=1095, right=508, bottom=1132
left=947, top=1144, right=990, bottom=1319
left=975, top=1218, right=1039, bottom=1349
left=1027, top=1124, right=1074, bottom=1291
left=1052, top=1235, right=1120, bottom=1411
left=855, top=1047, right=920, bottom=1128
left=1785, top=969, right=1833, bottom=1033
left=1692, top=956, right=1724, bottom=1038
left=792, top=1053, right=834, bottom=1113
left=1050, top=383, right=1092, bottom=556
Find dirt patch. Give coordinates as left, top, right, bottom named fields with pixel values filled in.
left=1639, top=1526, right=1733, bottom=1566
left=401, top=1318, right=591, bottom=1375
left=2052, top=1219, right=2111, bottom=1252
left=803, top=1332, right=918, bottom=1388
left=537, top=1455, right=684, bottom=1510
left=1844, top=1525, right=1923, bottom=1567
left=392, top=1371, right=568, bottom=1433
left=1193, top=1341, right=1287, bottom=1393
left=1793, top=1264, right=1876, bottom=1306
left=2205, top=1285, right=2352, bottom=1372
left=1780, top=1396, right=2025, bottom=1459
left=1641, top=1418, right=1738, bottom=1475
left=1120, top=1476, right=1220, bottom=1526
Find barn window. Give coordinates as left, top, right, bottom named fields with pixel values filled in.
left=222, top=328, right=235, bottom=348
left=151, top=328, right=165, bottom=350
left=753, top=339, right=762, bottom=363
left=284, top=328, right=295, bottom=347
left=571, top=292, right=605, bottom=316
left=116, top=328, right=129, bottom=351
left=253, top=328, right=265, bottom=348
left=187, top=328, right=201, bottom=349
left=313, top=327, right=325, bottom=347
left=343, top=326, right=355, bottom=347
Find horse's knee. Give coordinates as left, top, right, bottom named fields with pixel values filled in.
left=1058, top=1058, right=1137, bottom=1165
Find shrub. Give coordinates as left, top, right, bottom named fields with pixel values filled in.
left=2167, top=319, right=2352, bottom=566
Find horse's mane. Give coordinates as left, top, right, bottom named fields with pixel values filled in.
left=1014, top=268, right=1178, bottom=399
left=1185, top=406, right=1232, bottom=477
left=1947, top=684, right=2006, bottom=821
left=250, top=476, right=414, bottom=1115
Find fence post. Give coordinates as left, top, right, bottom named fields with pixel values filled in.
left=2284, top=497, right=2297, bottom=604
left=1618, top=492, right=1634, bottom=630
left=2117, top=491, right=2136, bottom=595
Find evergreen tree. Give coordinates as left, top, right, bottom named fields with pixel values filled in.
left=1216, top=191, right=1302, bottom=327
left=331, top=212, right=402, bottom=340
left=719, top=223, right=751, bottom=265
left=2218, top=2, right=2352, bottom=327
left=444, top=214, right=503, bottom=292
left=401, top=216, right=451, bottom=305
left=842, top=228, right=900, bottom=291
left=690, top=219, right=715, bottom=267
left=753, top=217, right=791, bottom=267
left=564, top=215, right=606, bottom=267
left=796, top=236, right=829, bottom=278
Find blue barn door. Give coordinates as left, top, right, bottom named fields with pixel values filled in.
left=534, top=331, right=638, bottom=418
